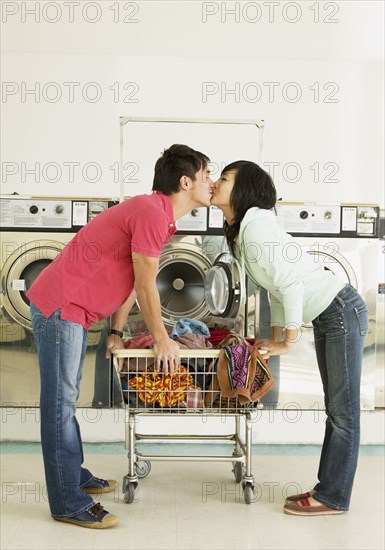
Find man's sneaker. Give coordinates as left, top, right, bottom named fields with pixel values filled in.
left=81, top=477, right=118, bottom=494
left=55, top=503, right=118, bottom=529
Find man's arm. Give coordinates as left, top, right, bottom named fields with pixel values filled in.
left=111, top=290, right=138, bottom=332
left=105, top=290, right=138, bottom=370
left=133, top=252, right=179, bottom=375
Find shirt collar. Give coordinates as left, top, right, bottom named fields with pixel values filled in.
left=153, top=191, right=177, bottom=235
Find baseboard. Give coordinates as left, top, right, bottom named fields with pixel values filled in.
left=1, top=408, right=384, bottom=445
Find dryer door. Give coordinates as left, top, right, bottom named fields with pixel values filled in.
left=301, top=240, right=358, bottom=328
left=304, top=242, right=358, bottom=288
left=204, top=253, right=245, bottom=318
left=1, top=240, right=65, bottom=328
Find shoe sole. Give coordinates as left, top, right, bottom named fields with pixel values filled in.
left=284, top=507, right=344, bottom=516
left=56, top=516, right=119, bottom=529
left=285, top=491, right=315, bottom=502
left=82, top=482, right=119, bottom=494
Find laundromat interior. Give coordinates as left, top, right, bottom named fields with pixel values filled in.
left=1, top=2, right=384, bottom=549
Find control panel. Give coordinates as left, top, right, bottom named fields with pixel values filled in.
left=176, top=205, right=224, bottom=234
left=275, top=203, right=379, bottom=237
left=0, top=197, right=116, bottom=230
left=275, top=203, right=341, bottom=234
left=1, top=199, right=73, bottom=229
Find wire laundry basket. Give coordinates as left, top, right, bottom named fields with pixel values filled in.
left=112, top=348, right=270, bottom=504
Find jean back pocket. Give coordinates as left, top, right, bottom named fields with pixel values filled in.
left=354, top=304, right=369, bottom=336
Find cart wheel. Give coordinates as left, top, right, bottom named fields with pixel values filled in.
left=232, top=462, right=243, bottom=483
left=243, top=484, right=254, bottom=504
left=135, top=460, right=151, bottom=479
left=123, top=484, right=136, bottom=504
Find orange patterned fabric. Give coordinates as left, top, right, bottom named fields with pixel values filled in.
left=128, top=365, right=199, bottom=408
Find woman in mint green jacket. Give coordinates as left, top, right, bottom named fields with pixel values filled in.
left=211, top=160, right=368, bottom=516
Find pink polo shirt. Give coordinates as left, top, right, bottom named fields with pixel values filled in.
left=27, top=192, right=176, bottom=328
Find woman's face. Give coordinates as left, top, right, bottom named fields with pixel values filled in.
left=211, top=170, right=236, bottom=209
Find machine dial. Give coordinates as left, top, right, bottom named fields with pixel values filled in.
left=29, top=205, right=38, bottom=214
left=324, top=210, right=332, bottom=220
left=299, top=210, right=308, bottom=219
left=55, top=204, right=64, bottom=215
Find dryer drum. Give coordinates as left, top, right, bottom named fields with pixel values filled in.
left=157, top=262, right=205, bottom=314
left=156, top=248, right=212, bottom=325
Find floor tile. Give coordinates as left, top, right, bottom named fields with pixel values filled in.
left=1, top=446, right=384, bottom=550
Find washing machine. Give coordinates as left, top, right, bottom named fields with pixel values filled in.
left=273, top=202, right=380, bottom=410
left=0, top=196, right=118, bottom=408
left=125, top=204, right=258, bottom=338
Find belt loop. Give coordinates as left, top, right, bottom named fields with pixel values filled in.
left=335, top=294, right=345, bottom=307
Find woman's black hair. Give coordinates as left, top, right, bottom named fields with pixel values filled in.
left=222, top=161, right=277, bottom=255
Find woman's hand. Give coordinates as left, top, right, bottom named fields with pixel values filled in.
left=254, top=338, right=293, bottom=359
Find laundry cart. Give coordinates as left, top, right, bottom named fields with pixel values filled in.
left=111, top=348, right=269, bottom=505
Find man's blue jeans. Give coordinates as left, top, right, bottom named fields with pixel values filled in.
left=312, top=284, right=368, bottom=511
left=30, top=303, right=96, bottom=518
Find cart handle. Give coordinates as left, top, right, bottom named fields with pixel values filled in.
left=110, top=348, right=267, bottom=359
left=111, top=349, right=222, bottom=359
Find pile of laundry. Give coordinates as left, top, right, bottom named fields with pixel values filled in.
left=121, top=318, right=274, bottom=412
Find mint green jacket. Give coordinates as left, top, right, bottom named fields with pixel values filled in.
left=239, top=207, right=345, bottom=329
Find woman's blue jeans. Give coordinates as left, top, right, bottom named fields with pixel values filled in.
left=30, top=303, right=96, bottom=518
left=311, top=284, right=368, bottom=511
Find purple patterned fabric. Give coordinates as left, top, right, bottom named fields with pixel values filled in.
left=224, top=345, right=251, bottom=390
left=217, top=343, right=275, bottom=405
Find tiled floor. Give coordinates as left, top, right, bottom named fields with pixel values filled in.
left=1, top=443, right=384, bottom=550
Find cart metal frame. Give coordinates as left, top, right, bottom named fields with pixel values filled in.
left=112, top=349, right=256, bottom=504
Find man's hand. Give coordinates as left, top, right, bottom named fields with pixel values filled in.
left=254, top=338, right=293, bottom=359
left=153, top=337, right=180, bottom=376
left=105, top=334, right=125, bottom=371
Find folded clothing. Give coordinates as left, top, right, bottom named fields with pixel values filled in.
left=124, top=333, right=154, bottom=349
left=206, top=329, right=232, bottom=347
left=171, top=318, right=210, bottom=338
left=174, top=332, right=212, bottom=349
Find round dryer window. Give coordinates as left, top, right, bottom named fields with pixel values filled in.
left=204, top=253, right=245, bottom=318
left=1, top=240, right=64, bottom=328
left=304, top=242, right=358, bottom=289
left=204, top=264, right=230, bottom=315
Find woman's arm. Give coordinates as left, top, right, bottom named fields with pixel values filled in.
left=256, top=326, right=299, bottom=358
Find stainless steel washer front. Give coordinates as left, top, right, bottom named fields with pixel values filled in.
left=273, top=203, right=380, bottom=410
left=0, top=197, right=118, bottom=408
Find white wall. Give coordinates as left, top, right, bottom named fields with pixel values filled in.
left=1, top=1, right=384, bottom=205
left=2, top=53, right=383, bottom=205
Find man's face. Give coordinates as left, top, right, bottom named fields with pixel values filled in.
left=189, top=165, right=214, bottom=207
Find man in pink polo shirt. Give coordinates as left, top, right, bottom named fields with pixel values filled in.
left=27, top=144, right=213, bottom=529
